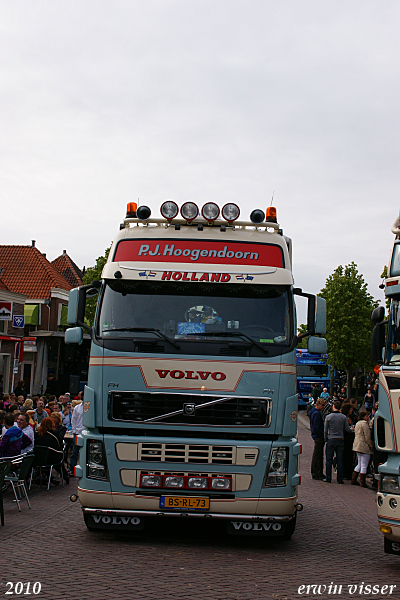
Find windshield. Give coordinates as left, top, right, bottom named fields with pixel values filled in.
left=390, top=242, right=400, bottom=277
left=297, top=365, right=328, bottom=378
left=97, top=280, right=292, bottom=348
left=386, top=299, right=400, bottom=364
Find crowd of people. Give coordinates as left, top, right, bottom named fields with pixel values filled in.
left=0, top=381, right=85, bottom=484
left=307, top=379, right=383, bottom=488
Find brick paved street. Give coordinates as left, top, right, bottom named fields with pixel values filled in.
left=1, top=418, right=399, bottom=600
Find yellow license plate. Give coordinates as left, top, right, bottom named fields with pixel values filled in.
left=160, top=496, right=210, bottom=510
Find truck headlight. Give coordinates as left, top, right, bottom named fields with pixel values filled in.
left=382, top=476, right=400, bottom=494
left=264, top=447, right=288, bottom=487
left=87, top=439, right=109, bottom=481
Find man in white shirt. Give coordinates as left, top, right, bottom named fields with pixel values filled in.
left=16, top=413, right=34, bottom=454
left=69, top=399, right=84, bottom=475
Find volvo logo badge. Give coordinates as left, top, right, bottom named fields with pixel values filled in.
left=183, top=403, right=196, bottom=415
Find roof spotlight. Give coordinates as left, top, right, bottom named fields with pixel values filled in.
left=222, top=203, right=240, bottom=223
left=201, top=202, right=220, bottom=222
left=180, top=202, right=198, bottom=222
left=136, top=205, right=151, bottom=220
left=160, top=200, right=179, bottom=220
left=250, top=209, right=265, bottom=224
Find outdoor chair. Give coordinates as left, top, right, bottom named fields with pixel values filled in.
left=4, top=453, right=35, bottom=512
left=30, top=446, right=65, bottom=491
left=0, top=461, right=12, bottom=525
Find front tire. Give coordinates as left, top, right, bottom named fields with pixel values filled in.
left=281, top=514, right=296, bottom=540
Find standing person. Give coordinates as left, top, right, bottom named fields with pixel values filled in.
left=352, top=411, right=374, bottom=487
left=363, top=388, right=375, bottom=413
left=341, top=403, right=355, bottom=479
left=69, top=395, right=84, bottom=475
left=312, top=383, right=322, bottom=401
left=373, top=382, right=379, bottom=405
left=338, top=387, right=347, bottom=403
left=323, top=400, right=353, bottom=484
left=320, top=388, right=329, bottom=399
left=349, top=398, right=359, bottom=424
left=14, top=380, right=27, bottom=401
left=308, top=399, right=326, bottom=480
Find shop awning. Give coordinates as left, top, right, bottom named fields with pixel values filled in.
left=24, top=304, right=39, bottom=325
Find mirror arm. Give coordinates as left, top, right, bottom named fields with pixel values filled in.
left=293, top=288, right=316, bottom=338
left=76, top=320, right=92, bottom=333
left=296, top=331, right=312, bottom=341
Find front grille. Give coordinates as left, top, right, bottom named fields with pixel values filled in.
left=139, top=443, right=235, bottom=464
left=109, top=391, right=270, bottom=427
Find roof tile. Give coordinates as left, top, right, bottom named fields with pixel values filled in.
left=0, top=245, right=73, bottom=299
left=51, top=252, right=83, bottom=288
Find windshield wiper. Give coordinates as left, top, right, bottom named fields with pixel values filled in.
left=186, top=331, right=269, bottom=354
left=107, top=327, right=180, bottom=349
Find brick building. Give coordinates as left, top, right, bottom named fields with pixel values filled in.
left=0, top=278, right=28, bottom=396
left=0, top=243, right=88, bottom=396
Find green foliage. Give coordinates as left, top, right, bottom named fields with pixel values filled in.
left=319, top=262, right=379, bottom=381
left=82, top=246, right=111, bottom=326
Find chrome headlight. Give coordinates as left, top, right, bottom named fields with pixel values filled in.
left=382, top=476, right=400, bottom=494
left=87, top=439, right=109, bottom=481
left=264, top=447, right=288, bottom=487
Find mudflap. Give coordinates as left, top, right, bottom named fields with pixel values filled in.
left=227, top=519, right=286, bottom=536
left=384, top=536, right=400, bottom=556
left=84, top=513, right=145, bottom=531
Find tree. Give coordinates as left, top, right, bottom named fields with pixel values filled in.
left=82, top=246, right=110, bottom=326
left=319, top=262, right=379, bottom=397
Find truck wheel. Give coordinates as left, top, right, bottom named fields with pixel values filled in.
left=281, top=514, right=296, bottom=540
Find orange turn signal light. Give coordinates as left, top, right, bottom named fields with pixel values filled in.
left=266, top=206, right=277, bottom=223
left=374, top=364, right=380, bottom=375
left=126, top=202, right=137, bottom=217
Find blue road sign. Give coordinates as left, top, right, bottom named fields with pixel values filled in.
left=13, top=315, right=25, bottom=328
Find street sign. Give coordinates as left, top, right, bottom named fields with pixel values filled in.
left=0, top=301, right=12, bottom=320
left=13, top=315, right=25, bottom=328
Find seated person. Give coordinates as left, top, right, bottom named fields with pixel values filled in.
left=35, top=417, right=69, bottom=484
left=16, top=413, right=34, bottom=454
left=0, top=413, right=32, bottom=458
left=50, top=412, right=67, bottom=445
left=34, top=417, right=60, bottom=451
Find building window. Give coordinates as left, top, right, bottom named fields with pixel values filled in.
left=0, top=320, right=7, bottom=334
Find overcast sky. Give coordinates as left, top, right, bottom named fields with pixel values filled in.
left=1, top=1, right=399, bottom=323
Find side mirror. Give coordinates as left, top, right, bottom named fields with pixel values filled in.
left=294, top=290, right=326, bottom=338
left=371, top=323, right=385, bottom=364
left=315, top=297, right=326, bottom=334
left=371, top=306, right=385, bottom=324
left=67, top=287, right=85, bottom=326
left=67, top=281, right=100, bottom=330
left=65, top=327, right=83, bottom=345
left=308, top=336, right=327, bottom=354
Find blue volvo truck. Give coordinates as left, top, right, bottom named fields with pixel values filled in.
left=66, top=200, right=326, bottom=538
